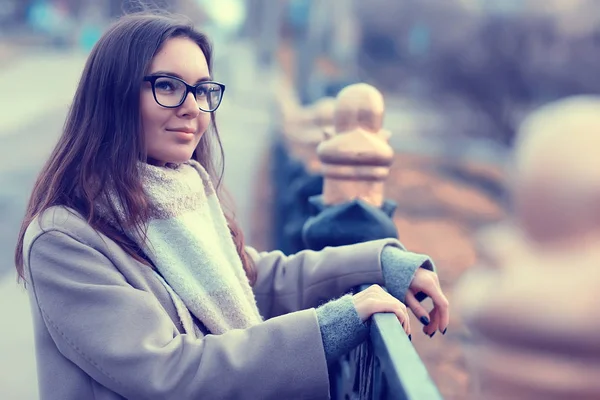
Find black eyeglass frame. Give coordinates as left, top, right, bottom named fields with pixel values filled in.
left=143, top=74, right=226, bottom=112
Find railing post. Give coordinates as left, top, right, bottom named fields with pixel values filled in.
left=273, top=94, right=336, bottom=254
left=285, top=97, right=336, bottom=174
left=303, top=83, right=398, bottom=251
left=270, top=82, right=310, bottom=253
left=300, top=83, right=442, bottom=399
left=456, top=96, right=600, bottom=399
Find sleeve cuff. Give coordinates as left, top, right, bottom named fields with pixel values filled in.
left=315, top=294, right=370, bottom=364
left=380, top=244, right=435, bottom=303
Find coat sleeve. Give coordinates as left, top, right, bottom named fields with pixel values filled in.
left=248, top=238, right=403, bottom=319
left=26, top=230, right=330, bottom=400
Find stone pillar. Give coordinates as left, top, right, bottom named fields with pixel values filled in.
left=319, top=83, right=393, bottom=207
left=286, top=97, right=336, bottom=173
left=456, top=96, right=600, bottom=399
left=303, top=83, right=397, bottom=251
left=278, top=97, right=336, bottom=254
left=271, top=81, right=308, bottom=253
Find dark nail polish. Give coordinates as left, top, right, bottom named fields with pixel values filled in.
left=442, top=328, right=447, bottom=335
left=419, top=316, right=430, bottom=326
left=408, top=334, right=412, bottom=342
left=429, top=332, right=436, bottom=338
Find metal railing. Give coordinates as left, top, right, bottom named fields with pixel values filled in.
left=270, top=138, right=444, bottom=399
left=328, top=285, right=443, bottom=400
left=368, top=303, right=443, bottom=399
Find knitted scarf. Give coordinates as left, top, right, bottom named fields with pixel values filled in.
left=99, top=160, right=263, bottom=335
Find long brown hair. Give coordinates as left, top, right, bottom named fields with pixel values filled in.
left=14, top=12, right=256, bottom=285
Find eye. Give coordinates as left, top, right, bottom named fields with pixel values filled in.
left=156, top=81, right=173, bottom=91
left=196, top=86, right=208, bottom=97
left=154, top=77, right=182, bottom=93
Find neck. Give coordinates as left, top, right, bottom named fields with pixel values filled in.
left=146, top=157, right=166, bottom=167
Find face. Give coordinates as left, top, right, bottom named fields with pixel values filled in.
left=141, top=37, right=212, bottom=166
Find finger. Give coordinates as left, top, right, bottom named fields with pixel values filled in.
left=401, top=304, right=411, bottom=336
left=367, top=287, right=411, bottom=335
left=381, top=296, right=410, bottom=336
left=389, top=300, right=410, bottom=336
left=365, top=294, right=408, bottom=322
left=425, top=307, right=440, bottom=337
left=421, top=282, right=450, bottom=334
left=376, top=291, right=411, bottom=335
left=435, top=291, right=450, bottom=334
left=405, top=291, right=431, bottom=327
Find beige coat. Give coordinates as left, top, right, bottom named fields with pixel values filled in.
left=24, top=206, right=398, bottom=399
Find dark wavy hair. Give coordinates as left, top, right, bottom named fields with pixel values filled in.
left=15, top=12, right=256, bottom=285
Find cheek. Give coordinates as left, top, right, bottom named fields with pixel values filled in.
left=197, top=113, right=212, bottom=134
left=140, top=94, right=168, bottom=136
left=140, top=94, right=157, bottom=133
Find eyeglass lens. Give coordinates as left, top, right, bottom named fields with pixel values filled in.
left=153, top=77, right=222, bottom=110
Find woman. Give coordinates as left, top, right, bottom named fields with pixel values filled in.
left=15, top=12, right=449, bottom=400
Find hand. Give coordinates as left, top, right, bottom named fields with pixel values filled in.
left=353, top=284, right=411, bottom=336
left=405, top=268, right=450, bottom=337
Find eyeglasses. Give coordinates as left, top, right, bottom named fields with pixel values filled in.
left=143, top=75, right=226, bottom=112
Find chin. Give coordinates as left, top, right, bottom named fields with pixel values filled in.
left=169, top=154, right=195, bottom=164
left=156, top=150, right=195, bottom=165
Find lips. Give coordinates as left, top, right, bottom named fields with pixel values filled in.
left=167, top=128, right=196, bottom=134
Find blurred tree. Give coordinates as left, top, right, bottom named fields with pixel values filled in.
left=1, top=0, right=35, bottom=26
left=355, top=1, right=600, bottom=146
left=419, top=14, right=600, bottom=146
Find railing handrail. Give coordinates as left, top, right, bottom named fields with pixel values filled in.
left=360, top=285, right=443, bottom=400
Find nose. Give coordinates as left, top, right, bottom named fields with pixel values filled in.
left=177, top=92, right=201, bottom=119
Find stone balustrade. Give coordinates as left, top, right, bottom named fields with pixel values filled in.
left=456, top=96, right=600, bottom=400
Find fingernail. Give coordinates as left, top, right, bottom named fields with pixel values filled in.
left=419, top=316, right=430, bottom=326
left=408, top=334, right=412, bottom=342
left=442, top=328, right=447, bottom=335
left=429, top=332, right=436, bottom=338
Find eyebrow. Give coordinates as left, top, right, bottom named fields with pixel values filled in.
left=149, top=70, right=212, bottom=84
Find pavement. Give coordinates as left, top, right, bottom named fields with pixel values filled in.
left=0, top=42, right=17, bottom=66
left=0, top=49, right=83, bottom=400
left=0, top=40, right=273, bottom=399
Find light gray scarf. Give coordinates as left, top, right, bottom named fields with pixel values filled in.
left=101, top=160, right=263, bottom=335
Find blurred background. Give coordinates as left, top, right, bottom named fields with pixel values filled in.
left=1, top=0, right=599, bottom=399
